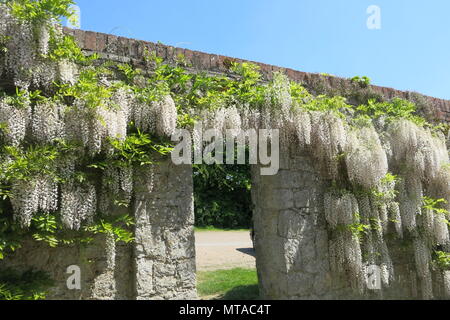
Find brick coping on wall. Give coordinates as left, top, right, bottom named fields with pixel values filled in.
left=62, top=27, right=450, bottom=123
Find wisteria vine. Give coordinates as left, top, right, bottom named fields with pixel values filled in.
left=1, top=0, right=450, bottom=300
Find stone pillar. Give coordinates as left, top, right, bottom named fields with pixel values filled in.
left=252, top=147, right=336, bottom=299
left=133, top=160, right=197, bottom=300
left=252, top=146, right=428, bottom=300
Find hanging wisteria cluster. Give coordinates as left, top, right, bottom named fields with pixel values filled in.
left=0, top=87, right=178, bottom=229
left=0, top=4, right=177, bottom=231
left=0, top=96, right=31, bottom=146
left=0, top=3, right=76, bottom=89
left=10, top=175, right=59, bottom=227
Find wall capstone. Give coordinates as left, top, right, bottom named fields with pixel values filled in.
left=62, top=27, right=450, bottom=123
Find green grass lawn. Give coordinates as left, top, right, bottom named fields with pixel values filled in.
left=195, top=226, right=250, bottom=232
left=197, top=268, right=259, bottom=300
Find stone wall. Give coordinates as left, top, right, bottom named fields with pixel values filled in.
left=63, top=28, right=450, bottom=123
left=251, top=144, right=448, bottom=300
left=3, top=27, right=450, bottom=300
left=0, top=236, right=134, bottom=300
left=3, top=146, right=441, bottom=300
left=1, top=159, right=197, bottom=300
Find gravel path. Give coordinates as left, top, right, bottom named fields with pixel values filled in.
left=195, top=231, right=256, bottom=271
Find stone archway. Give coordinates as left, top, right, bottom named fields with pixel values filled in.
left=0, top=146, right=427, bottom=300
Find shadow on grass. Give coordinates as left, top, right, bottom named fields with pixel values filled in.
left=215, top=284, right=260, bottom=300
left=197, top=268, right=259, bottom=300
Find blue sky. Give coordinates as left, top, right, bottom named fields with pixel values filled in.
left=73, top=0, right=450, bottom=100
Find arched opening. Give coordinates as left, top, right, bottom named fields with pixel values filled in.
left=193, top=162, right=259, bottom=300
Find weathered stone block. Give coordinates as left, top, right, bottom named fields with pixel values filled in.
left=293, top=189, right=317, bottom=209
left=262, top=170, right=303, bottom=189
left=260, top=188, right=293, bottom=210
left=277, top=210, right=311, bottom=239
left=291, top=156, right=316, bottom=173
left=166, top=227, right=196, bottom=260
left=287, top=273, right=315, bottom=297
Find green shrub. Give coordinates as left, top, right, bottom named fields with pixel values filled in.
left=0, top=269, right=53, bottom=300
left=194, top=163, right=252, bottom=229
